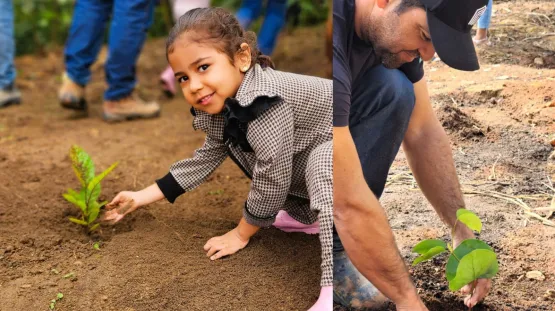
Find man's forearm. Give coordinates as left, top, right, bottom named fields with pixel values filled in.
left=334, top=127, right=420, bottom=305
left=403, top=121, right=467, bottom=229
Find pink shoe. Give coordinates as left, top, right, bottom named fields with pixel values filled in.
left=160, top=66, right=176, bottom=97
left=272, top=210, right=319, bottom=234
left=308, top=286, right=333, bottom=311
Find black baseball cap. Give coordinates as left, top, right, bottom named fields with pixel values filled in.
left=419, top=0, right=489, bottom=71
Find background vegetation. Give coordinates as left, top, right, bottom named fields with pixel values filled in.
left=13, top=0, right=329, bottom=56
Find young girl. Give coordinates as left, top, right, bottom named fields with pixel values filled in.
left=104, top=7, right=332, bottom=310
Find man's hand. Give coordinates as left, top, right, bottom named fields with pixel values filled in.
left=203, top=228, right=249, bottom=260
left=453, top=225, right=492, bottom=308
left=396, top=298, right=429, bottom=311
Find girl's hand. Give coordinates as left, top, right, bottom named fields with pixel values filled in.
left=203, top=228, right=249, bottom=260
left=103, top=191, right=142, bottom=224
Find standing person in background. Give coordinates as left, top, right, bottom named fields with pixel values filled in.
left=58, top=0, right=161, bottom=122
left=473, top=0, right=493, bottom=45
left=236, top=0, right=287, bottom=56
left=0, top=0, right=21, bottom=108
left=160, top=0, right=211, bottom=97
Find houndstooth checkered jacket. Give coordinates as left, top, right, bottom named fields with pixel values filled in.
left=156, top=64, right=333, bottom=286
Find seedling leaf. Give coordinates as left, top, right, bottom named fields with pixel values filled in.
left=456, top=209, right=482, bottom=233
left=70, top=145, right=95, bottom=187
left=68, top=217, right=88, bottom=226
left=62, top=191, right=86, bottom=213
left=89, top=223, right=100, bottom=232
left=448, top=249, right=498, bottom=291
left=412, top=239, right=447, bottom=254
left=88, top=201, right=100, bottom=224
left=86, top=162, right=118, bottom=205
left=446, top=239, right=493, bottom=281
left=62, top=272, right=75, bottom=279
left=93, top=242, right=100, bottom=250
left=49, top=302, right=55, bottom=310
left=412, top=246, right=447, bottom=266
left=57, top=293, right=63, bottom=300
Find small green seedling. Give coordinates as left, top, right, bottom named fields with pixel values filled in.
left=49, top=293, right=63, bottom=310
left=62, top=145, right=118, bottom=232
left=93, top=242, right=100, bottom=250
left=62, top=272, right=75, bottom=279
left=412, top=209, right=498, bottom=303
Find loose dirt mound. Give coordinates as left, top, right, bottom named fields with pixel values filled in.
left=436, top=104, right=485, bottom=140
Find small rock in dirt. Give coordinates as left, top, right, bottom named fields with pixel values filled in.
left=5, top=245, right=14, bottom=253
left=526, top=270, right=545, bottom=281
left=101, top=295, right=108, bottom=301
left=73, top=260, right=83, bottom=266
left=534, top=57, right=545, bottom=66
left=42, top=281, right=57, bottom=288
left=20, top=237, right=34, bottom=246
left=20, top=284, right=32, bottom=288
left=52, top=238, right=63, bottom=246
left=544, top=289, right=555, bottom=299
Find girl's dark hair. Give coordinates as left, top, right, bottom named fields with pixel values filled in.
left=166, top=7, right=275, bottom=70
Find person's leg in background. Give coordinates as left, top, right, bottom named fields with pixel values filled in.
left=102, top=0, right=161, bottom=122
left=0, top=0, right=21, bottom=108
left=333, top=65, right=416, bottom=309
left=60, top=0, right=113, bottom=110
left=160, top=0, right=210, bottom=97
left=474, top=0, right=493, bottom=44
left=236, top=0, right=263, bottom=30
left=257, top=0, right=287, bottom=56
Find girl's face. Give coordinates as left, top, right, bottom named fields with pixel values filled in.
left=168, top=37, right=251, bottom=115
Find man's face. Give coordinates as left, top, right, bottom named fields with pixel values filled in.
left=360, top=1, right=436, bottom=68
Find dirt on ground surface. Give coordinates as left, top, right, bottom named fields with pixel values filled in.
left=335, top=0, right=555, bottom=310
left=0, top=25, right=330, bottom=311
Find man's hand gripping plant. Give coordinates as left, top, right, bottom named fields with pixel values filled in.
left=412, top=209, right=498, bottom=309
left=62, top=145, right=118, bottom=232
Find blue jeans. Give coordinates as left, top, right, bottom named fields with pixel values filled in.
left=0, top=0, right=16, bottom=89
left=333, top=64, right=416, bottom=252
left=477, top=0, right=493, bottom=29
left=64, top=0, right=155, bottom=101
left=236, top=0, right=287, bottom=56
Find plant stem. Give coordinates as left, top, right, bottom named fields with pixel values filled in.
left=449, top=219, right=461, bottom=261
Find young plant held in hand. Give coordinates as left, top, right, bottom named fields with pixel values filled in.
left=412, top=209, right=498, bottom=308
left=62, top=145, right=118, bottom=232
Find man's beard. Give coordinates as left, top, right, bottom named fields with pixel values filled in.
left=363, top=16, right=419, bottom=69
left=376, top=49, right=407, bottom=69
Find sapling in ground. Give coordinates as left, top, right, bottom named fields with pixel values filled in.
left=62, top=145, right=118, bottom=232
left=412, top=209, right=498, bottom=308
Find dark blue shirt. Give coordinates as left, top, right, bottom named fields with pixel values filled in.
left=333, top=0, right=425, bottom=127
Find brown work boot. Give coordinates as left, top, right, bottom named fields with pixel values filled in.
left=102, top=94, right=161, bottom=122
left=58, top=73, right=86, bottom=111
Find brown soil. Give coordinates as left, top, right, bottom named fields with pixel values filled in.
left=335, top=0, right=555, bottom=310
left=0, top=25, right=329, bottom=311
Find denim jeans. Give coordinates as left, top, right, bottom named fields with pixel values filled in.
left=477, top=0, right=493, bottom=29
left=64, top=0, right=155, bottom=100
left=333, top=64, right=416, bottom=252
left=236, top=0, right=287, bottom=56
left=0, top=0, right=16, bottom=89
